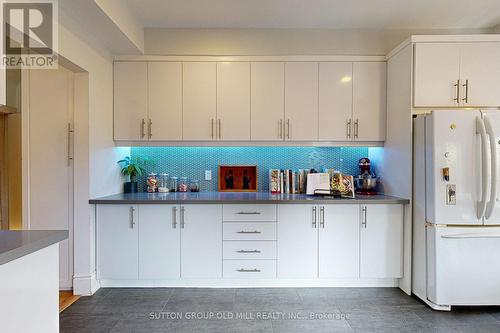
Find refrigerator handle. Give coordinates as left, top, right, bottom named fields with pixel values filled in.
left=484, top=116, right=497, bottom=220
left=476, top=117, right=490, bottom=219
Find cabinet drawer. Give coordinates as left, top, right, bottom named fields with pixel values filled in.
left=223, top=260, right=276, bottom=279
left=223, top=223, right=276, bottom=240
left=223, top=241, right=277, bottom=260
left=223, top=204, right=276, bottom=222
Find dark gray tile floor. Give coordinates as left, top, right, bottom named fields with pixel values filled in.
left=60, top=288, right=500, bottom=333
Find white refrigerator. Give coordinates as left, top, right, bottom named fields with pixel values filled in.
left=413, top=109, right=500, bottom=311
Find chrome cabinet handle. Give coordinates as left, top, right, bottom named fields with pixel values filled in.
left=462, top=79, right=469, bottom=104
left=354, top=119, right=359, bottom=139
left=236, top=211, right=261, bottom=215
left=180, top=206, right=185, bottom=229
left=361, top=206, right=367, bottom=228
left=346, top=119, right=351, bottom=139
left=320, top=206, right=325, bottom=228
left=140, top=118, right=146, bottom=139
left=453, top=79, right=460, bottom=103
left=148, top=119, right=152, bottom=139
left=172, top=206, right=177, bottom=229
left=312, top=206, right=317, bottom=228
left=279, top=119, right=283, bottom=139
left=129, top=206, right=135, bottom=228
left=236, top=250, right=261, bottom=254
left=286, top=119, right=290, bottom=139
left=237, top=268, right=261, bottom=273
left=211, top=119, right=214, bottom=140
left=237, top=230, right=261, bottom=234
left=67, top=123, right=74, bottom=165
left=218, top=119, right=222, bottom=139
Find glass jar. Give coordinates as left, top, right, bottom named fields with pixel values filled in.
left=178, top=177, right=188, bottom=192
left=169, top=176, right=178, bottom=192
left=190, top=180, right=200, bottom=192
left=158, top=173, right=169, bottom=193
left=146, top=173, right=158, bottom=193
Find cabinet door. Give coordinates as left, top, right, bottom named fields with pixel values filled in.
left=114, top=62, right=148, bottom=141
left=284, top=62, right=318, bottom=141
left=277, top=205, right=318, bottom=278
left=360, top=205, right=403, bottom=278
left=217, top=62, right=250, bottom=140
left=182, top=62, right=217, bottom=140
left=181, top=205, right=222, bottom=278
left=319, top=205, right=359, bottom=278
left=251, top=62, right=285, bottom=141
left=460, top=43, right=500, bottom=107
left=148, top=62, right=182, bottom=141
left=318, top=62, right=353, bottom=141
left=98, top=205, right=138, bottom=280
left=414, top=43, right=460, bottom=107
left=138, top=205, right=180, bottom=279
left=353, top=62, right=386, bottom=141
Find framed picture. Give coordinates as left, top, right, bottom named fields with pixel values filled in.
left=218, top=165, right=258, bottom=192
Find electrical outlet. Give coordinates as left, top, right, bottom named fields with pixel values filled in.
left=205, top=170, right=212, bottom=181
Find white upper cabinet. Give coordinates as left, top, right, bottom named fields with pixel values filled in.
left=353, top=62, right=386, bottom=142
left=114, top=62, right=148, bottom=141
left=182, top=62, right=217, bottom=141
left=148, top=62, right=183, bottom=141
left=414, top=42, right=500, bottom=107
left=319, top=62, right=353, bottom=141
left=217, top=62, right=251, bottom=141
left=459, top=43, right=500, bottom=107
left=251, top=62, right=285, bottom=141
left=284, top=62, right=319, bottom=141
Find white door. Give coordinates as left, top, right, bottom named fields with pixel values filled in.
left=138, top=205, right=180, bottom=279
left=182, top=62, right=217, bottom=141
left=277, top=204, right=318, bottom=278
left=113, top=62, right=148, bottom=141
left=481, top=111, right=500, bottom=225
left=460, top=43, right=500, bottom=107
left=217, top=62, right=250, bottom=141
left=319, top=205, right=359, bottom=278
left=318, top=62, right=353, bottom=141
left=414, top=43, right=461, bottom=107
left=352, top=62, right=386, bottom=141
left=148, top=62, right=183, bottom=141
left=251, top=62, right=285, bottom=141
left=284, top=62, right=318, bottom=141
left=426, top=110, right=483, bottom=225
left=27, top=67, right=73, bottom=289
left=360, top=205, right=403, bottom=278
left=98, top=205, right=138, bottom=280
left=181, top=205, right=222, bottom=278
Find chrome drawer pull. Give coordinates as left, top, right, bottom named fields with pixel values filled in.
left=237, top=268, right=261, bottom=273
left=236, top=211, right=262, bottom=215
left=236, top=250, right=261, bottom=254
left=237, top=230, right=261, bottom=234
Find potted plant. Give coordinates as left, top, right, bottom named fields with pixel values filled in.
left=117, top=156, right=148, bottom=193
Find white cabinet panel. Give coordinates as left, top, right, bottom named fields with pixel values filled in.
left=217, top=62, right=250, bottom=140
left=223, top=260, right=276, bottom=279
left=319, top=205, right=359, bottom=278
left=459, top=43, right=500, bottom=107
left=284, top=62, right=318, bottom=141
left=319, top=62, right=353, bottom=141
left=353, top=62, right=386, bottom=141
left=360, top=205, right=403, bottom=278
left=148, top=62, right=182, bottom=141
left=223, top=204, right=277, bottom=222
left=277, top=204, right=318, bottom=278
left=223, top=241, right=276, bottom=260
left=414, top=43, right=461, bottom=107
left=114, top=62, right=148, bottom=141
left=182, top=62, right=217, bottom=141
left=98, top=205, right=138, bottom=280
left=251, top=62, right=285, bottom=141
left=138, top=205, right=180, bottom=280
left=181, top=205, right=222, bottom=278
left=223, top=223, right=276, bottom=241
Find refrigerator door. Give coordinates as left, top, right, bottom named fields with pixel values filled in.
left=426, top=110, right=485, bottom=225
left=427, top=226, right=500, bottom=306
left=482, top=111, right=500, bottom=225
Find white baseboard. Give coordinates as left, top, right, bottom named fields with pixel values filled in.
left=73, top=272, right=100, bottom=296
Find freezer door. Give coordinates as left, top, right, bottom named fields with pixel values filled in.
left=426, top=110, right=485, bottom=225
left=482, top=111, right=500, bottom=225
left=427, top=226, right=500, bottom=306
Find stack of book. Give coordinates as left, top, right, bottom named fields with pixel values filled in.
left=269, top=169, right=309, bottom=194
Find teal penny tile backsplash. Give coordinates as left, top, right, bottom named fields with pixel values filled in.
left=131, top=146, right=368, bottom=192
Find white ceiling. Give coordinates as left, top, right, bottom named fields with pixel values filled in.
left=124, top=0, right=500, bottom=29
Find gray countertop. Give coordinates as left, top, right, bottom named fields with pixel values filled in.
left=0, top=230, right=68, bottom=266
left=89, top=192, right=409, bottom=205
